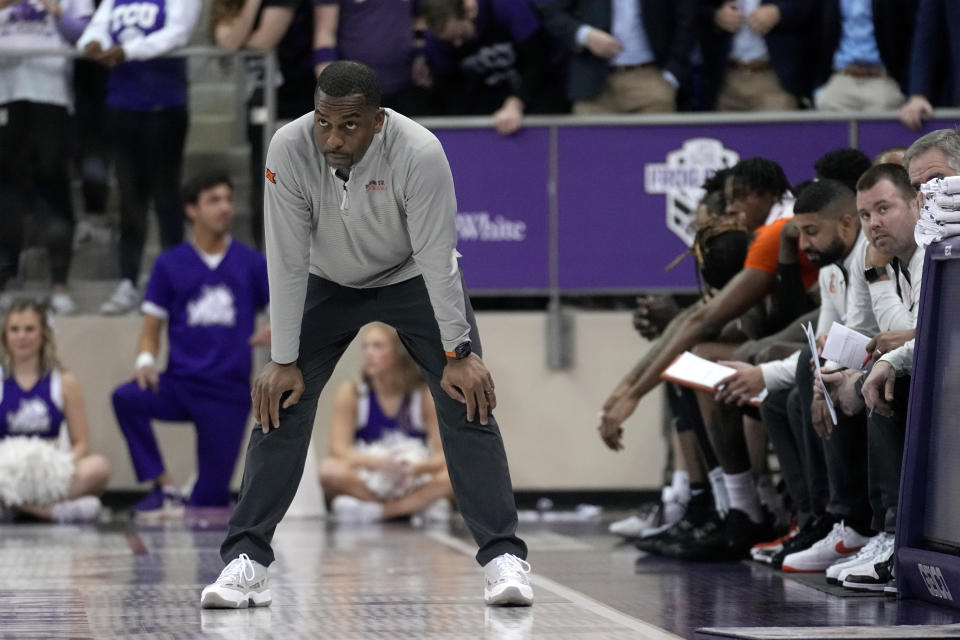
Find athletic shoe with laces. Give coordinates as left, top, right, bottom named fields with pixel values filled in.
left=49, top=292, right=77, bottom=316
left=781, top=521, right=871, bottom=573
left=133, top=485, right=185, bottom=519
left=751, top=522, right=799, bottom=564
left=483, top=553, right=533, bottom=606
left=200, top=553, right=271, bottom=609
left=770, top=515, right=836, bottom=568
left=825, top=532, right=893, bottom=584
left=50, top=496, right=102, bottom=523
left=610, top=502, right=661, bottom=538
left=661, top=508, right=773, bottom=561
left=100, top=279, right=139, bottom=315
left=634, top=492, right=713, bottom=553
left=842, top=552, right=895, bottom=591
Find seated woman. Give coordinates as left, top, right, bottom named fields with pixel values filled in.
left=0, top=299, right=111, bottom=522
left=319, top=322, right=453, bottom=522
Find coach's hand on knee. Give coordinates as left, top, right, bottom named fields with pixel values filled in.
left=441, top=354, right=496, bottom=425
left=252, top=361, right=305, bottom=434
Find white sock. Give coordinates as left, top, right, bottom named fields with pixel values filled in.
left=671, top=470, right=690, bottom=504
left=723, top=471, right=762, bottom=524
left=708, top=467, right=730, bottom=517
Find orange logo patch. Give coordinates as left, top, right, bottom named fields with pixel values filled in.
left=265, top=168, right=277, bottom=184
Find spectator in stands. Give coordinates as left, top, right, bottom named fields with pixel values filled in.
left=813, top=0, right=916, bottom=111
left=419, top=0, right=553, bottom=134
left=78, top=0, right=202, bottom=315
left=72, top=0, right=112, bottom=248
left=212, top=0, right=314, bottom=249
left=0, top=0, right=95, bottom=315
left=318, top=322, right=453, bottom=523
left=111, top=173, right=269, bottom=516
left=814, top=148, right=871, bottom=193
left=873, top=146, right=906, bottom=166
left=312, top=0, right=427, bottom=115
left=897, top=0, right=960, bottom=131
left=537, top=0, right=695, bottom=114
left=0, top=299, right=111, bottom=523
left=699, top=0, right=812, bottom=111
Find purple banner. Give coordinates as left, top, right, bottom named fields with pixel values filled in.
left=556, top=122, right=849, bottom=290
left=434, top=128, right=550, bottom=291
left=429, top=118, right=959, bottom=293
left=858, top=118, right=960, bottom=161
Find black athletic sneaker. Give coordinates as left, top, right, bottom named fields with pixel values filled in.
left=884, top=576, right=898, bottom=596
left=648, top=510, right=724, bottom=556
left=770, top=514, right=836, bottom=569
left=843, top=555, right=894, bottom=592
left=660, top=509, right=773, bottom=561
left=635, top=492, right=713, bottom=553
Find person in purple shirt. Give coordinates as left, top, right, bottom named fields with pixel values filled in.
left=421, top=0, right=553, bottom=134
left=212, top=0, right=315, bottom=249
left=111, top=173, right=270, bottom=515
left=77, top=0, right=201, bottom=316
left=313, top=0, right=429, bottom=115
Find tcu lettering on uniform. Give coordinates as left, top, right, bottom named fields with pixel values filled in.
left=918, top=563, right=954, bottom=601
left=111, top=2, right=160, bottom=33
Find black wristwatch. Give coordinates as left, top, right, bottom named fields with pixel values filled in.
left=864, top=266, right=888, bottom=283
left=446, top=340, right=472, bottom=360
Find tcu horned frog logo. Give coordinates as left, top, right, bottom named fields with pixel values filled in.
left=644, top=138, right=739, bottom=247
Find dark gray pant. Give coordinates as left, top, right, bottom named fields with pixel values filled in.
left=761, top=387, right=829, bottom=527
left=866, top=375, right=910, bottom=533
left=796, top=346, right=872, bottom=532
left=220, top=275, right=526, bottom=567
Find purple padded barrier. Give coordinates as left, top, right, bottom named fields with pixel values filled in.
left=897, top=236, right=960, bottom=609
left=433, top=127, right=551, bottom=293
left=858, top=119, right=960, bottom=161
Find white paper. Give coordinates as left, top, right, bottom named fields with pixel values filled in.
left=662, top=351, right=767, bottom=405
left=822, top=321, right=872, bottom=370
left=803, top=323, right=837, bottom=426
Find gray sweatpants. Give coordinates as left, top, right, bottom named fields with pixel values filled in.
left=220, top=274, right=527, bottom=567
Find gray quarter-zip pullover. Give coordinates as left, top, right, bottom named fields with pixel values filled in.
left=264, top=109, right=470, bottom=364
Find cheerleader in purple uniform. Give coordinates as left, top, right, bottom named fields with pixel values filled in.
left=319, top=322, right=453, bottom=523
left=0, top=300, right=111, bottom=522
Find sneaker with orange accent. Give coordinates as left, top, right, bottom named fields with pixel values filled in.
left=750, top=522, right=798, bottom=564
left=781, top=521, right=871, bottom=573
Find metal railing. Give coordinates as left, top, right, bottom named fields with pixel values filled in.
left=0, top=45, right=279, bottom=154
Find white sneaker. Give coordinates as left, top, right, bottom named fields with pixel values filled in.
left=100, top=279, right=139, bottom=315
left=609, top=503, right=660, bottom=538
left=826, top=532, right=894, bottom=584
left=483, top=553, right=533, bottom=606
left=50, top=496, right=101, bottom=523
left=420, top=498, right=451, bottom=522
left=200, top=554, right=271, bottom=609
left=49, top=292, right=77, bottom=316
left=781, top=521, right=871, bottom=573
left=331, top=495, right=384, bottom=523
left=74, top=216, right=112, bottom=247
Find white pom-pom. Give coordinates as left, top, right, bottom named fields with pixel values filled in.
left=0, top=437, right=74, bottom=506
